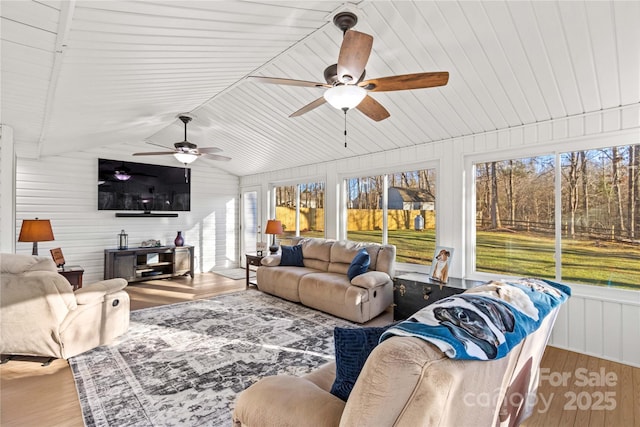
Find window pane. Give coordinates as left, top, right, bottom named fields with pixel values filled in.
left=242, top=190, right=258, bottom=253
left=475, top=156, right=556, bottom=278
left=274, top=185, right=295, bottom=239
left=299, top=182, right=325, bottom=238
left=561, top=146, right=640, bottom=289
left=347, top=176, right=383, bottom=243
left=387, top=169, right=436, bottom=265
left=274, top=182, right=326, bottom=241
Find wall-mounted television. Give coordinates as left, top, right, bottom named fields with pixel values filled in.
left=98, top=158, right=190, bottom=212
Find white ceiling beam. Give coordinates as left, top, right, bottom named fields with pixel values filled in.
left=37, top=0, right=76, bottom=157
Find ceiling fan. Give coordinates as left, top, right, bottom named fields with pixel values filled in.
left=133, top=115, right=231, bottom=164
left=249, top=12, right=449, bottom=122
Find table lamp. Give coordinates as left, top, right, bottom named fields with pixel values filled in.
left=264, top=219, right=284, bottom=253
left=18, top=218, right=54, bottom=256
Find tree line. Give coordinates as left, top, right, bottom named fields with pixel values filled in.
left=476, top=144, right=640, bottom=242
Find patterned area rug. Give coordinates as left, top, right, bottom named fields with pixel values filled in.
left=69, top=291, right=355, bottom=426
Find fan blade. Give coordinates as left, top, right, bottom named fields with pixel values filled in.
left=337, top=30, right=373, bottom=84
left=289, top=97, right=327, bottom=118
left=201, top=153, right=232, bottom=161
left=133, top=151, right=175, bottom=156
left=249, top=76, right=330, bottom=88
left=197, top=147, right=222, bottom=154
left=360, top=72, right=449, bottom=92
left=356, top=95, right=390, bottom=122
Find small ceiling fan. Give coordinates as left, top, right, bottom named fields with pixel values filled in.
left=133, top=115, right=231, bottom=164
left=249, top=12, right=449, bottom=122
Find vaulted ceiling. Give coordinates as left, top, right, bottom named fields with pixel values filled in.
left=2, top=1, right=639, bottom=176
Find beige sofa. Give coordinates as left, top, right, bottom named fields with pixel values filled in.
left=256, top=238, right=396, bottom=323
left=0, top=253, right=130, bottom=360
left=233, top=285, right=567, bottom=427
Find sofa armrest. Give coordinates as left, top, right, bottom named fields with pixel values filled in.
left=233, top=375, right=345, bottom=427
left=350, top=271, right=391, bottom=289
left=261, top=255, right=281, bottom=267
left=74, top=278, right=128, bottom=305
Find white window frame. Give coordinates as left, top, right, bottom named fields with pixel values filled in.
left=339, top=160, right=439, bottom=273
left=464, top=131, right=639, bottom=286
left=270, top=175, right=327, bottom=239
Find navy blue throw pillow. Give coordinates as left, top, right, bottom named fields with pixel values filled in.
left=330, top=326, right=389, bottom=401
left=279, top=245, right=304, bottom=267
left=347, top=249, right=370, bottom=280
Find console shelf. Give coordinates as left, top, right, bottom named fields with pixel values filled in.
left=104, top=245, right=194, bottom=283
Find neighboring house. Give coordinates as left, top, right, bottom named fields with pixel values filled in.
left=387, top=187, right=435, bottom=211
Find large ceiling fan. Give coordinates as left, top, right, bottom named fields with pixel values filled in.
left=249, top=12, right=449, bottom=122
left=133, top=115, right=231, bottom=164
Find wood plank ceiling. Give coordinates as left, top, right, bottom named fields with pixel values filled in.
left=2, top=1, right=639, bottom=176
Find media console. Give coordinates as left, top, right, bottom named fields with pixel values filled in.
left=104, top=245, right=194, bottom=283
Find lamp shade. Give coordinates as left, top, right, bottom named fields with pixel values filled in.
left=18, top=219, right=54, bottom=242
left=18, top=219, right=54, bottom=256
left=323, top=85, right=367, bottom=110
left=264, top=219, right=283, bottom=235
left=174, top=152, right=198, bottom=164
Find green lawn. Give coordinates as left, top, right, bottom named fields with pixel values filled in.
left=340, top=229, right=639, bottom=290
left=476, top=230, right=640, bottom=289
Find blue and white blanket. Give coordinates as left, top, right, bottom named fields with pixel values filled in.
left=380, top=278, right=571, bottom=360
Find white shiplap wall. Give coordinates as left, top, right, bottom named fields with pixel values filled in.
left=241, top=103, right=640, bottom=367
left=0, top=125, right=16, bottom=253
left=15, top=153, right=239, bottom=283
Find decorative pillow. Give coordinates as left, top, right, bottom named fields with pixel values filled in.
left=330, top=326, right=390, bottom=401
left=279, top=245, right=304, bottom=267
left=347, top=249, right=370, bottom=280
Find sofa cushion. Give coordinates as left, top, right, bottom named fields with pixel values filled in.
left=1, top=253, right=58, bottom=274
left=301, top=238, right=334, bottom=271
left=347, top=249, right=370, bottom=280
left=330, top=326, right=390, bottom=401
left=257, top=266, right=318, bottom=302
left=299, top=273, right=370, bottom=323
left=280, top=245, right=304, bottom=267
left=328, top=241, right=379, bottom=275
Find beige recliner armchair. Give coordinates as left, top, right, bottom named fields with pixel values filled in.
left=0, top=253, right=130, bottom=360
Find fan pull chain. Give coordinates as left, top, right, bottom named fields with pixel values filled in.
left=184, top=165, right=189, bottom=183
left=343, top=108, right=348, bottom=148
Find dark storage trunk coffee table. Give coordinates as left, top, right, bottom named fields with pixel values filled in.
left=392, top=273, right=484, bottom=321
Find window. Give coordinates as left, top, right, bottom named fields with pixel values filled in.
left=346, top=175, right=384, bottom=244
left=475, top=156, right=556, bottom=278
left=474, top=144, right=640, bottom=289
left=274, top=181, right=325, bottom=239
left=560, top=147, right=639, bottom=288
left=346, top=168, right=437, bottom=265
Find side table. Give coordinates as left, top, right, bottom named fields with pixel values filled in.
left=58, top=265, right=84, bottom=291
left=393, top=273, right=483, bottom=320
left=245, top=253, right=265, bottom=287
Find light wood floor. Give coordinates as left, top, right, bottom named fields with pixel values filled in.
left=1, top=273, right=638, bottom=426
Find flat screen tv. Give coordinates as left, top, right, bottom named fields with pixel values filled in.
left=98, top=158, right=190, bottom=211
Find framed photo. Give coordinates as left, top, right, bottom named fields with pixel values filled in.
left=50, top=247, right=66, bottom=267
left=429, top=246, right=453, bottom=283
left=256, top=241, right=267, bottom=255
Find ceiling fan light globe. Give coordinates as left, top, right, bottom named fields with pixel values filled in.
left=174, top=152, right=198, bottom=164
left=114, top=171, right=131, bottom=181
left=324, top=85, right=367, bottom=110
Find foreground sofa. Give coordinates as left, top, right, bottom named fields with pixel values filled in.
left=0, top=253, right=130, bottom=360
left=256, top=237, right=396, bottom=323
left=234, top=279, right=570, bottom=427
